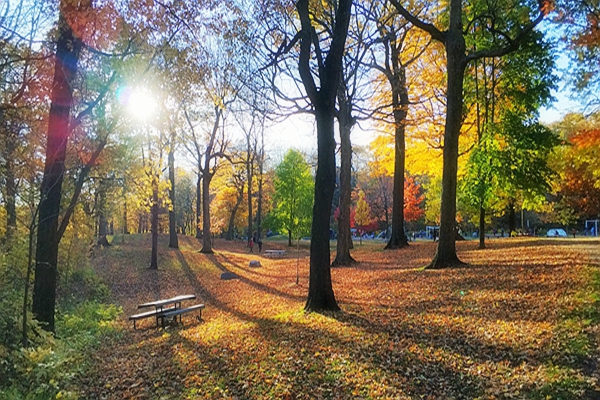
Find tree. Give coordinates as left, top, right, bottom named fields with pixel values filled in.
left=389, top=0, right=548, bottom=268
left=460, top=30, right=555, bottom=248
left=173, top=169, right=196, bottom=235
left=563, top=0, right=600, bottom=111
left=272, top=149, right=314, bottom=246
left=354, top=190, right=372, bottom=245
left=32, top=2, right=87, bottom=332
left=332, top=2, right=379, bottom=267
left=168, top=128, right=179, bottom=249
left=293, top=0, right=352, bottom=311
left=369, top=1, right=430, bottom=250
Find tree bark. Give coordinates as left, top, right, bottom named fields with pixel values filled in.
left=195, top=173, right=202, bottom=239
left=226, top=186, right=244, bottom=240
left=4, top=134, right=17, bottom=242
left=257, top=142, right=264, bottom=240
left=296, top=0, right=351, bottom=311
left=123, top=195, right=128, bottom=234
left=426, top=5, right=467, bottom=269
left=247, top=137, right=254, bottom=244
left=306, top=108, right=340, bottom=311
left=199, top=106, right=222, bottom=254
left=384, top=34, right=409, bottom=250
left=149, top=175, right=159, bottom=269
left=168, top=143, right=179, bottom=248
left=200, top=170, right=213, bottom=253
left=332, top=95, right=356, bottom=267
left=479, top=204, right=486, bottom=249
left=33, top=7, right=83, bottom=332
left=508, top=199, right=516, bottom=234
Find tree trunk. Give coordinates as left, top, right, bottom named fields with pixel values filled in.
left=123, top=196, right=128, bottom=234
left=288, top=229, right=293, bottom=247
left=332, top=101, right=356, bottom=267
left=33, top=8, right=83, bottom=332
left=5, top=135, right=17, bottom=243
left=149, top=175, right=159, bottom=269
left=385, top=120, right=409, bottom=249
left=508, top=199, right=516, bottom=234
left=297, top=0, right=350, bottom=312
left=226, top=187, right=244, bottom=240
left=168, top=145, right=178, bottom=248
left=200, top=172, right=213, bottom=253
left=305, top=108, right=339, bottom=311
left=479, top=204, right=486, bottom=249
left=385, top=45, right=409, bottom=250
left=426, top=13, right=467, bottom=269
left=247, top=139, right=253, bottom=245
left=195, top=173, right=202, bottom=239
left=97, top=209, right=110, bottom=247
left=257, top=144, right=264, bottom=240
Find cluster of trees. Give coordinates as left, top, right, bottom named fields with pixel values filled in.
left=1, top=0, right=600, bottom=333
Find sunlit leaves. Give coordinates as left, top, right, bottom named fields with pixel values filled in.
left=77, top=235, right=600, bottom=399
left=272, top=149, right=314, bottom=241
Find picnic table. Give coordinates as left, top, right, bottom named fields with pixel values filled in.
left=264, top=249, right=286, bottom=258
left=129, top=294, right=204, bottom=329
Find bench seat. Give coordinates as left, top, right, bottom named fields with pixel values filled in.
left=129, top=306, right=176, bottom=329
left=159, top=304, right=205, bottom=327
left=264, top=250, right=286, bottom=258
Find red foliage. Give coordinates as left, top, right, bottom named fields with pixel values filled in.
left=404, top=176, right=425, bottom=221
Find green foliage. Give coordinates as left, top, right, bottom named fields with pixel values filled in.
left=271, top=149, right=314, bottom=240
left=0, top=235, right=121, bottom=399
left=494, top=113, right=561, bottom=203
left=461, top=31, right=558, bottom=221
left=59, top=267, right=111, bottom=308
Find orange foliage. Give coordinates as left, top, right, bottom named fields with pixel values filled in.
left=81, top=235, right=600, bottom=399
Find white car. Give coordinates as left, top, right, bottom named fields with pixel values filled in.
left=546, top=228, right=567, bottom=237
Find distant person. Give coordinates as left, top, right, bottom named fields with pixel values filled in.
left=249, top=237, right=254, bottom=253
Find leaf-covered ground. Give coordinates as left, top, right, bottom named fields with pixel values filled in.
left=79, top=235, right=600, bottom=399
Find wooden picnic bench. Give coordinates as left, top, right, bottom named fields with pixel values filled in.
left=129, top=294, right=204, bottom=329
left=264, top=249, right=286, bottom=258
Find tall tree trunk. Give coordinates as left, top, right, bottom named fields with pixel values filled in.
left=168, top=144, right=178, bottom=248
left=247, top=138, right=253, bottom=243
left=426, top=10, right=466, bottom=269
left=123, top=195, right=128, bottom=234
left=479, top=204, right=486, bottom=249
left=332, top=96, right=356, bottom=266
left=475, top=58, right=485, bottom=251
left=306, top=108, right=340, bottom=311
left=226, top=187, right=244, bottom=240
left=97, top=210, right=110, bottom=247
left=199, top=106, right=222, bottom=254
left=33, top=7, right=83, bottom=332
left=4, top=133, right=17, bottom=243
left=200, top=173, right=213, bottom=253
left=385, top=116, right=408, bottom=249
left=195, top=173, right=202, bottom=239
left=297, top=0, right=350, bottom=312
left=149, top=175, right=159, bottom=269
left=385, top=54, right=409, bottom=250
left=257, top=144, right=264, bottom=240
